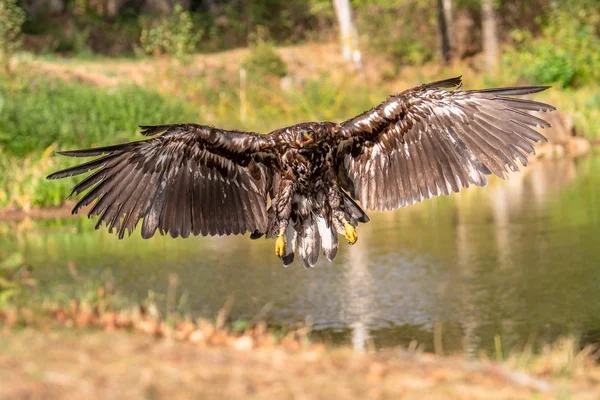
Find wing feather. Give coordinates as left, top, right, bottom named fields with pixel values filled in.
left=48, top=124, right=276, bottom=238
left=337, top=77, right=554, bottom=211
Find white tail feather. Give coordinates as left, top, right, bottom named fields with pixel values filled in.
left=282, top=224, right=297, bottom=267
left=316, top=215, right=338, bottom=262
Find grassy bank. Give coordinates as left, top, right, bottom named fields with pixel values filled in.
left=1, top=47, right=599, bottom=211
left=3, top=331, right=597, bottom=400
left=0, top=74, right=196, bottom=210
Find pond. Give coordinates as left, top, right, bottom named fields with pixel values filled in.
left=2, top=156, right=600, bottom=355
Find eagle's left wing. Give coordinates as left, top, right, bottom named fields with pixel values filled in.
left=47, top=124, right=277, bottom=239
left=335, top=76, right=555, bottom=211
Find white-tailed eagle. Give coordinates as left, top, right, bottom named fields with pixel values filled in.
left=48, top=77, right=554, bottom=267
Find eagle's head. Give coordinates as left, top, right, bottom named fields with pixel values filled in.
left=286, top=122, right=333, bottom=149
left=295, top=128, right=314, bottom=148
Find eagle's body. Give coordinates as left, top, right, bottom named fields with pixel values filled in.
left=48, top=77, right=555, bottom=267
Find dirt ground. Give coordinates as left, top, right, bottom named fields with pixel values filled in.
left=1, top=330, right=599, bottom=400
left=24, top=42, right=472, bottom=91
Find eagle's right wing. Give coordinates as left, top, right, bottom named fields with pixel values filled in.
left=47, top=124, right=277, bottom=238
left=335, top=77, right=555, bottom=211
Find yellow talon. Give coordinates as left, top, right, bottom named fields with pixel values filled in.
left=275, top=235, right=286, bottom=257
left=344, top=223, right=358, bottom=244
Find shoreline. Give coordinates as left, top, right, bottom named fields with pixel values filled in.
left=0, top=202, right=77, bottom=222
left=1, top=283, right=598, bottom=400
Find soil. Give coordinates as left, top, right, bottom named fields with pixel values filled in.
left=2, top=330, right=598, bottom=400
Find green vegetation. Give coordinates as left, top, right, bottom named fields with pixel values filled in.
left=0, top=75, right=196, bottom=209
left=0, top=78, right=196, bottom=156
left=0, top=0, right=26, bottom=71
left=139, top=4, right=202, bottom=59
left=354, top=0, right=437, bottom=69
left=242, top=28, right=288, bottom=79
left=0, top=252, right=27, bottom=307
left=503, top=1, right=600, bottom=88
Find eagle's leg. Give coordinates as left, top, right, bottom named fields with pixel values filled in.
left=342, top=219, right=358, bottom=244
left=327, top=186, right=358, bottom=245
left=275, top=234, right=286, bottom=257
left=273, top=178, right=294, bottom=258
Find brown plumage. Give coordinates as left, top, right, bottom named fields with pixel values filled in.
left=47, top=76, right=555, bottom=268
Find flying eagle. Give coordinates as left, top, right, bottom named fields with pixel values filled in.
left=48, top=77, right=554, bottom=268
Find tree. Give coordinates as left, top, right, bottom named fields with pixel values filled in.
left=0, top=0, right=26, bottom=73
left=437, top=0, right=455, bottom=63
left=332, top=0, right=362, bottom=71
left=481, top=0, right=499, bottom=72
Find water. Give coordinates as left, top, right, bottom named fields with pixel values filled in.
left=2, top=156, right=600, bottom=355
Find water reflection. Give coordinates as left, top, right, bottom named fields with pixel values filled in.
left=1, top=156, right=600, bottom=354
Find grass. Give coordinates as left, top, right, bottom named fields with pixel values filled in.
left=0, top=78, right=195, bottom=157
left=0, top=73, right=196, bottom=209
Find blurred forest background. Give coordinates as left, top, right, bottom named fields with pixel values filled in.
left=0, top=0, right=599, bottom=211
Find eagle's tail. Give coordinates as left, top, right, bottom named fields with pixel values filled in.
left=281, top=223, right=297, bottom=266
left=317, top=215, right=338, bottom=264
left=285, top=213, right=338, bottom=268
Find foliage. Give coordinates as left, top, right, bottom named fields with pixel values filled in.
left=241, top=28, right=288, bottom=79
left=0, top=77, right=196, bottom=157
left=353, top=0, right=437, bottom=69
left=0, top=75, right=196, bottom=208
left=139, top=4, right=202, bottom=58
left=0, top=0, right=26, bottom=71
left=194, top=0, right=323, bottom=52
left=307, top=0, right=437, bottom=69
left=503, top=3, right=600, bottom=88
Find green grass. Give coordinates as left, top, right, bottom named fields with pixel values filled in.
left=0, top=77, right=196, bottom=156
left=0, top=75, right=196, bottom=208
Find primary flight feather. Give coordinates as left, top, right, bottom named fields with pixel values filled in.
left=47, top=77, right=555, bottom=268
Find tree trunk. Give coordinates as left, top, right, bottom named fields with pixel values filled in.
left=437, top=0, right=455, bottom=63
left=481, top=0, right=499, bottom=72
left=332, top=0, right=362, bottom=71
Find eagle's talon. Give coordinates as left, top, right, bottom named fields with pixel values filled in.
left=344, top=223, right=358, bottom=244
left=275, top=235, right=286, bottom=257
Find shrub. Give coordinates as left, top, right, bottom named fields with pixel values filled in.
left=241, top=28, right=288, bottom=79
left=0, top=0, right=26, bottom=71
left=139, top=4, right=202, bottom=58
left=503, top=4, right=600, bottom=88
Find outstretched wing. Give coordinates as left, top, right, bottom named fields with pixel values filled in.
left=335, top=76, right=555, bottom=211
left=47, top=124, right=276, bottom=238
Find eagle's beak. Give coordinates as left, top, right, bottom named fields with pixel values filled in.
left=300, top=131, right=313, bottom=147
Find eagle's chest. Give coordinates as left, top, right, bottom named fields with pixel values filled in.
left=284, top=148, right=329, bottom=191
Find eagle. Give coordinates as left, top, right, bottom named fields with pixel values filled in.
left=47, top=77, right=554, bottom=268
